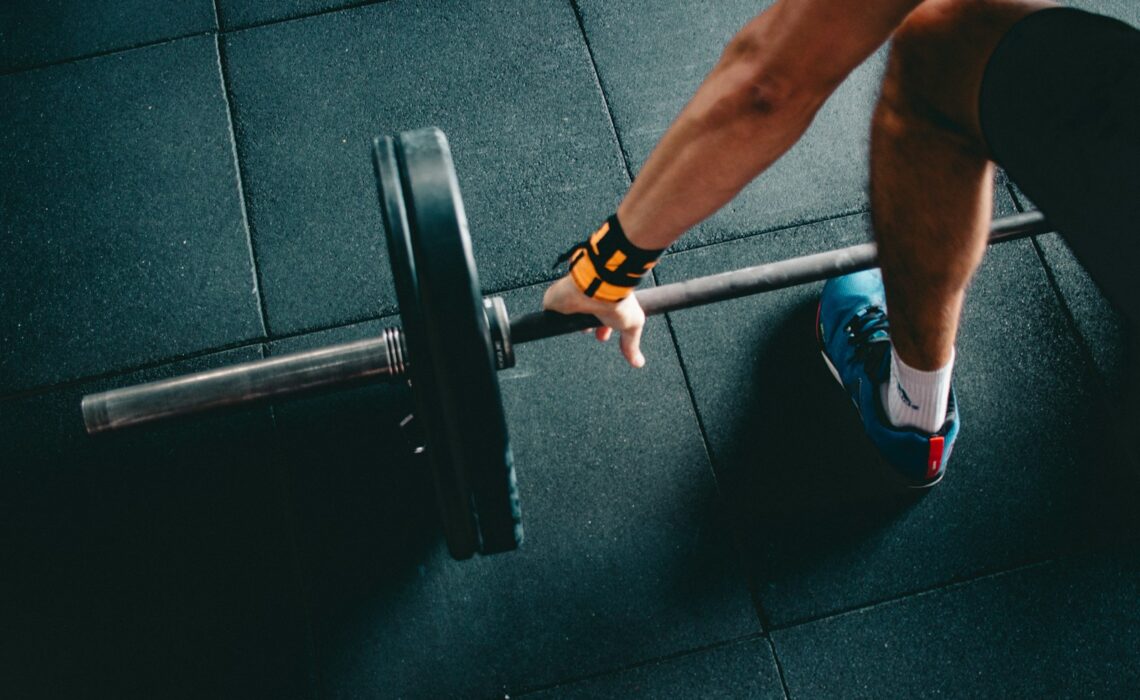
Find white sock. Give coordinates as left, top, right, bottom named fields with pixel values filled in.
left=879, top=346, right=954, bottom=433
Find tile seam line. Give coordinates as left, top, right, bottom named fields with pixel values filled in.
left=0, top=204, right=867, bottom=402
left=217, top=0, right=394, bottom=34
left=508, top=632, right=766, bottom=698
left=0, top=30, right=217, bottom=77
left=661, top=206, right=870, bottom=261
left=1030, top=233, right=1117, bottom=396
left=0, top=0, right=398, bottom=78
left=568, top=0, right=636, bottom=185
left=262, top=389, right=325, bottom=700
left=0, top=309, right=401, bottom=403
left=1003, top=183, right=1131, bottom=449
left=652, top=268, right=772, bottom=634
left=653, top=277, right=770, bottom=634
left=1025, top=233, right=1134, bottom=470
left=257, top=198, right=864, bottom=340
left=0, top=337, right=265, bottom=404
left=1013, top=188, right=1128, bottom=448
left=233, top=8, right=318, bottom=676
left=263, top=314, right=391, bottom=348
left=766, top=557, right=1056, bottom=634
left=480, top=208, right=870, bottom=298
left=213, top=33, right=271, bottom=338
left=657, top=278, right=719, bottom=487
left=763, top=635, right=793, bottom=700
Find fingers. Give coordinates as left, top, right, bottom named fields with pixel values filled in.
left=590, top=323, right=644, bottom=368
left=619, top=322, right=646, bottom=368
left=542, top=274, right=647, bottom=368
left=612, top=296, right=647, bottom=368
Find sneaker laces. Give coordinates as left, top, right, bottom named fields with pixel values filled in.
left=845, top=306, right=891, bottom=379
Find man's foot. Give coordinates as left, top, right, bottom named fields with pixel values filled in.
left=817, top=269, right=960, bottom=488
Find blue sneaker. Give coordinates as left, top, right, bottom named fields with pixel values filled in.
left=817, top=269, right=959, bottom=488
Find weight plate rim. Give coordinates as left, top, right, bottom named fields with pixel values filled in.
left=372, top=134, right=479, bottom=560
left=398, top=127, right=523, bottom=555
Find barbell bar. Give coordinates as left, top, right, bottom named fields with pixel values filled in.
left=81, top=210, right=1050, bottom=432
left=80, top=127, right=1051, bottom=558
left=81, top=214, right=1050, bottom=432
left=511, top=209, right=1048, bottom=343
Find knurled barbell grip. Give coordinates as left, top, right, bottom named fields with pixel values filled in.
left=509, top=210, right=1051, bottom=344
left=82, top=327, right=409, bottom=434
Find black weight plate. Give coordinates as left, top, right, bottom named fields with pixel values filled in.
left=397, top=128, right=523, bottom=555
left=372, top=134, right=478, bottom=560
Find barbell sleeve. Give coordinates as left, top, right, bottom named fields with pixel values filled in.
left=508, top=210, right=1051, bottom=344
left=82, top=328, right=409, bottom=434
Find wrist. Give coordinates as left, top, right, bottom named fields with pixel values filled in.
left=556, top=214, right=664, bottom=302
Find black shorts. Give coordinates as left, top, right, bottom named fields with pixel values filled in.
left=980, top=7, right=1139, bottom=326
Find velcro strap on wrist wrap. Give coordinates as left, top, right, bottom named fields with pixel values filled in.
left=554, top=215, right=664, bottom=302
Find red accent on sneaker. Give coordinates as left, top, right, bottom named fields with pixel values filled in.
left=927, top=436, right=945, bottom=480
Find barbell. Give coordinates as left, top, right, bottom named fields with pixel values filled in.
left=81, top=127, right=1051, bottom=560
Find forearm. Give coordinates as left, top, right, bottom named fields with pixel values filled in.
left=618, top=0, right=924, bottom=250
left=616, top=54, right=821, bottom=250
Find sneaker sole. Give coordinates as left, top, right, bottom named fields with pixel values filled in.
left=816, top=302, right=943, bottom=491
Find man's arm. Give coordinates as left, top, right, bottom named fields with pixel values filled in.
left=616, top=0, right=925, bottom=249
left=544, top=0, right=924, bottom=366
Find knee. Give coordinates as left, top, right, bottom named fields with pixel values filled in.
left=881, top=1, right=983, bottom=124
left=877, top=0, right=1051, bottom=142
left=892, top=0, right=980, bottom=59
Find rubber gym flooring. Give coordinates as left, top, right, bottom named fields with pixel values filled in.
left=2, top=1, right=1138, bottom=697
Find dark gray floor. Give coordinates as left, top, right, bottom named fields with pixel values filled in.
left=2, top=1, right=1137, bottom=698
left=222, top=0, right=628, bottom=334
left=0, top=35, right=263, bottom=393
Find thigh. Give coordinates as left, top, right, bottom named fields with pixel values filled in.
left=883, top=0, right=1054, bottom=145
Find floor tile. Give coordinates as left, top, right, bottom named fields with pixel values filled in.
left=270, top=284, right=758, bottom=699
left=0, top=0, right=215, bottom=73
left=658, top=214, right=1137, bottom=627
left=216, top=0, right=364, bottom=30
left=577, top=0, right=885, bottom=249
left=519, top=638, right=784, bottom=700
left=0, top=36, right=264, bottom=394
left=222, top=0, right=628, bottom=335
left=771, top=544, right=1140, bottom=698
left=1063, top=0, right=1140, bottom=24
left=0, top=347, right=314, bottom=699
left=1034, top=233, right=1129, bottom=397
left=267, top=316, right=443, bottom=639
left=1033, top=233, right=1137, bottom=477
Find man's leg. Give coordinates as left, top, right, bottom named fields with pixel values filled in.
left=820, top=0, right=1138, bottom=484
left=818, top=0, right=1053, bottom=485
left=870, top=0, right=1054, bottom=431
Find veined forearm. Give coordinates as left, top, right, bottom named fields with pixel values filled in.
left=617, top=60, right=823, bottom=250
left=617, top=0, right=924, bottom=251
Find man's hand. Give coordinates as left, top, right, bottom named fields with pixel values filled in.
left=542, top=275, right=647, bottom=368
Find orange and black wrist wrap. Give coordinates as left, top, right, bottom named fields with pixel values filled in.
left=554, top=215, right=663, bottom=302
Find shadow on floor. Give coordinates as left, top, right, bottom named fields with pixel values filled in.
left=273, top=381, right=441, bottom=622
left=710, top=297, right=1140, bottom=608
left=715, top=298, right=925, bottom=519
